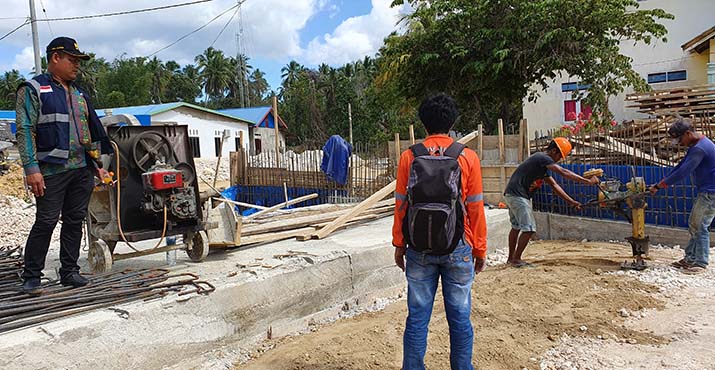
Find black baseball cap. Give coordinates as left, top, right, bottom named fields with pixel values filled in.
left=46, top=37, right=90, bottom=60
left=667, top=118, right=694, bottom=138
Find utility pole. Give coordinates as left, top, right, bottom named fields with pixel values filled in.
left=29, top=0, right=42, bottom=75
left=348, top=102, right=353, bottom=145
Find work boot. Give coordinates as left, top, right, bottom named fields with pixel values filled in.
left=60, top=272, right=89, bottom=288
left=22, top=278, right=42, bottom=296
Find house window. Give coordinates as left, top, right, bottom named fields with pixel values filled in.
left=561, top=82, right=592, bottom=92
left=647, top=73, right=667, bottom=84
left=189, top=137, right=200, bottom=158
left=214, top=137, right=222, bottom=157
left=254, top=138, right=262, bottom=154
left=648, top=70, right=686, bottom=84
left=564, top=100, right=577, bottom=121
left=667, top=70, right=687, bottom=82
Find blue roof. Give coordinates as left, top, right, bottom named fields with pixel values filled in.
left=219, top=106, right=287, bottom=129
left=0, top=111, right=15, bottom=120
left=98, top=103, right=181, bottom=116
left=96, top=102, right=254, bottom=124
left=219, top=106, right=271, bottom=124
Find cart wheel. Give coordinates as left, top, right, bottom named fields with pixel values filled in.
left=185, top=231, right=209, bottom=262
left=88, top=239, right=113, bottom=273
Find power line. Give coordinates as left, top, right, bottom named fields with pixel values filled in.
left=36, top=0, right=213, bottom=22
left=147, top=2, right=241, bottom=57
left=39, top=0, right=54, bottom=37
left=210, top=6, right=240, bottom=47
left=0, top=20, right=29, bottom=42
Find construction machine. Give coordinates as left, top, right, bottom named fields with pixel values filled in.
left=584, top=168, right=650, bottom=270
left=85, top=114, right=214, bottom=272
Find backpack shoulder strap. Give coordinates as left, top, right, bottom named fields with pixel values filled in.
left=410, top=143, right=429, bottom=157
left=443, top=142, right=465, bottom=159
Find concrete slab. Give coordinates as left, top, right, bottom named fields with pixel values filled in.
left=534, top=212, right=715, bottom=247
left=0, top=209, right=510, bottom=370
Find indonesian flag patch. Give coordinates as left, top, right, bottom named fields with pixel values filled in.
left=39, top=85, right=53, bottom=94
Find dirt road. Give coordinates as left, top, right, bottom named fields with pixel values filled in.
left=234, top=241, right=715, bottom=370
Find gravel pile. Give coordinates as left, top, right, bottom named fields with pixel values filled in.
left=539, top=334, right=637, bottom=370
left=486, top=248, right=508, bottom=266
left=193, top=157, right=230, bottom=184
left=0, top=194, right=61, bottom=250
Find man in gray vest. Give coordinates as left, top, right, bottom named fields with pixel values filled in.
left=15, top=37, right=110, bottom=295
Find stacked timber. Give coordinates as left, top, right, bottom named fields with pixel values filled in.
left=531, top=116, right=715, bottom=166
left=626, top=84, right=715, bottom=116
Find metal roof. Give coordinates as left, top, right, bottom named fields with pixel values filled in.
left=219, top=106, right=288, bottom=129
left=96, top=102, right=255, bottom=125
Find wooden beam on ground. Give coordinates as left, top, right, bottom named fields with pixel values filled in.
left=244, top=193, right=319, bottom=220
left=305, top=130, right=478, bottom=241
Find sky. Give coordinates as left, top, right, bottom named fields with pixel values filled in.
left=0, top=0, right=409, bottom=95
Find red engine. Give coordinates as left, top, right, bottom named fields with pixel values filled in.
left=142, top=169, right=183, bottom=191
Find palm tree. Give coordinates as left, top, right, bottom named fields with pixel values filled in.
left=248, top=68, right=269, bottom=105
left=280, top=60, right=304, bottom=87
left=0, top=70, right=25, bottom=108
left=147, top=57, right=170, bottom=104
left=195, top=47, right=233, bottom=102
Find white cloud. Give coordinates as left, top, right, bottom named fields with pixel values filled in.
left=302, top=0, right=406, bottom=65
left=11, top=47, right=35, bottom=71
left=0, top=0, right=323, bottom=68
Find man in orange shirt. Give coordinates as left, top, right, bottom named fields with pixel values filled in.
left=393, top=94, right=486, bottom=370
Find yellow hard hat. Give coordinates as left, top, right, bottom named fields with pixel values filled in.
left=552, top=137, right=572, bottom=159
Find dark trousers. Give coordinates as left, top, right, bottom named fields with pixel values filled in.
left=23, top=167, right=93, bottom=279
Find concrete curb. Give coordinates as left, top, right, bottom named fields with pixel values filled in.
left=534, top=212, right=715, bottom=247
left=0, top=212, right=510, bottom=370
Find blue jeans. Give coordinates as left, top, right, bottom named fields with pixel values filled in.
left=684, top=192, right=715, bottom=268
left=403, top=240, right=475, bottom=370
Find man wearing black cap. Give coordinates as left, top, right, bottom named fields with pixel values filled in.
left=650, top=118, right=715, bottom=274
left=15, top=37, right=111, bottom=295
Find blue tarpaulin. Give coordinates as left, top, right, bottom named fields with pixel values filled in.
left=321, top=135, right=352, bottom=185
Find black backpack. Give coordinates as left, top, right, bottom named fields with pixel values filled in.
left=402, top=142, right=465, bottom=255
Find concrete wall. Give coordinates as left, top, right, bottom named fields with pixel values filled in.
left=252, top=126, right=285, bottom=154
left=154, top=108, right=250, bottom=159
left=523, top=0, right=713, bottom=133
left=533, top=211, right=715, bottom=248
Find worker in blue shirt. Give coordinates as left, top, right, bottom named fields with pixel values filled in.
left=650, top=118, right=715, bottom=274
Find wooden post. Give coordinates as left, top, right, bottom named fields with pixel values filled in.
left=498, top=119, right=506, bottom=195
left=477, top=124, right=483, bottom=159
left=348, top=102, right=353, bottom=145
left=272, top=96, right=280, bottom=167
left=409, top=124, right=415, bottom=145
left=518, top=119, right=524, bottom=162
left=394, top=132, right=401, bottom=178
left=524, top=118, right=531, bottom=156
left=239, top=130, right=244, bottom=149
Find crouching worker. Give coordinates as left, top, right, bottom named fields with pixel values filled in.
left=503, top=137, right=598, bottom=267
left=393, top=94, right=487, bottom=369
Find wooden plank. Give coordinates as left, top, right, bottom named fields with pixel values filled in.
left=394, top=132, right=400, bottom=178
left=571, top=137, right=674, bottom=167
left=409, top=124, right=415, bottom=145
left=518, top=119, right=524, bottom=162
left=308, top=131, right=479, bottom=241
left=237, top=227, right=317, bottom=246
left=244, top=193, right=319, bottom=220
left=212, top=197, right=268, bottom=210
left=477, top=124, right=483, bottom=159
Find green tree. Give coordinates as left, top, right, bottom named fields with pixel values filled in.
left=0, top=70, right=25, bottom=109
left=195, top=47, right=233, bottom=103
left=248, top=68, right=270, bottom=106
left=384, top=0, right=673, bottom=133
left=281, top=60, right=305, bottom=87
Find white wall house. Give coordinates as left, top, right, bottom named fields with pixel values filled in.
left=99, top=102, right=254, bottom=159
left=523, top=0, right=715, bottom=133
